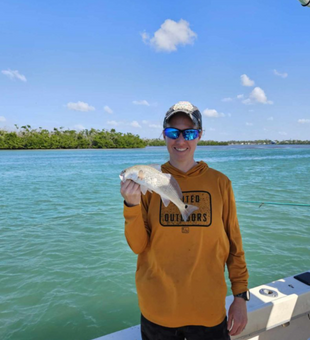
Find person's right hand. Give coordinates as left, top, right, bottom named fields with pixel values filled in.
left=120, top=180, right=141, bottom=207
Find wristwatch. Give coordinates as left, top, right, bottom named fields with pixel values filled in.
left=234, top=290, right=250, bottom=301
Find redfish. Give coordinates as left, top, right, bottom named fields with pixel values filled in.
left=119, top=165, right=198, bottom=221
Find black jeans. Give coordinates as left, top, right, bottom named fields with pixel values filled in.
left=141, top=314, right=231, bottom=340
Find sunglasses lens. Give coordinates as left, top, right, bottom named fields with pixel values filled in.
left=183, top=129, right=199, bottom=140
left=165, top=128, right=200, bottom=140
left=165, top=128, right=180, bottom=139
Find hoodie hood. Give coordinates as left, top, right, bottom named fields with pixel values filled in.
left=161, top=161, right=209, bottom=179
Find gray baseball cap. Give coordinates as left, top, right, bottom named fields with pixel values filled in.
left=163, top=101, right=202, bottom=129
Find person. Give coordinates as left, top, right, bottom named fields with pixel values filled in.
left=120, top=101, right=249, bottom=340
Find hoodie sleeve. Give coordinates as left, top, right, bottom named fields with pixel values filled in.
left=223, top=180, right=249, bottom=295
left=123, top=195, right=150, bottom=254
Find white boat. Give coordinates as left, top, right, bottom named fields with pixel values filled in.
left=93, top=271, right=310, bottom=340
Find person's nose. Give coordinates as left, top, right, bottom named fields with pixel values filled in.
left=175, top=132, right=186, bottom=143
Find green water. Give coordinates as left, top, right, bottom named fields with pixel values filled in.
left=1, top=146, right=310, bottom=340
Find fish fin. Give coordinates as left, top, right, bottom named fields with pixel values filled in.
left=161, top=196, right=171, bottom=207
left=148, top=164, right=162, bottom=171
left=140, top=185, right=149, bottom=195
left=180, top=204, right=199, bottom=222
left=165, top=174, right=183, bottom=199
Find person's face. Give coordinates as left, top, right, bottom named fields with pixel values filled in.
left=163, top=113, right=201, bottom=165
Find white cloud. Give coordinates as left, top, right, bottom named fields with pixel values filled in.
left=273, top=69, right=288, bottom=78
left=67, top=101, right=95, bottom=112
left=107, top=120, right=120, bottom=126
left=246, top=122, right=253, bottom=126
left=203, top=108, right=225, bottom=118
left=0, top=116, right=6, bottom=122
left=2, top=69, right=27, bottom=82
left=278, top=131, right=287, bottom=136
left=237, top=94, right=244, bottom=99
left=209, top=128, right=216, bottom=131
left=298, top=119, right=310, bottom=124
left=142, top=120, right=161, bottom=128
left=222, top=97, right=233, bottom=102
left=73, top=124, right=85, bottom=130
left=241, top=74, right=255, bottom=87
left=203, top=109, right=225, bottom=118
left=268, top=116, right=274, bottom=121
left=130, top=121, right=142, bottom=128
left=104, top=106, right=113, bottom=114
left=133, top=100, right=150, bottom=106
left=149, top=124, right=162, bottom=128
left=141, top=32, right=150, bottom=44
left=242, top=99, right=252, bottom=105
left=243, top=87, right=273, bottom=105
left=227, top=113, right=232, bottom=117
left=250, top=87, right=273, bottom=104
left=143, top=19, right=197, bottom=52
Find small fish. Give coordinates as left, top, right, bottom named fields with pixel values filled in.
left=119, top=164, right=199, bottom=221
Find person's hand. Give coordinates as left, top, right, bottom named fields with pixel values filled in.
left=120, top=180, right=141, bottom=207
left=227, top=297, right=248, bottom=336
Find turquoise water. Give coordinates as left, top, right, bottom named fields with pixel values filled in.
left=1, top=146, right=310, bottom=340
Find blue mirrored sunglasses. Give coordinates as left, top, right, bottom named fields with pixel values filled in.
left=164, top=128, right=201, bottom=141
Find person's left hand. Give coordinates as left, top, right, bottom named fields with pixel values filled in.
left=227, top=297, right=248, bottom=336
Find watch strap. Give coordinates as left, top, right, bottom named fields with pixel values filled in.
left=234, top=290, right=250, bottom=301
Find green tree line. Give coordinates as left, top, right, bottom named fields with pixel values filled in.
left=0, top=126, right=146, bottom=149
left=227, top=139, right=310, bottom=145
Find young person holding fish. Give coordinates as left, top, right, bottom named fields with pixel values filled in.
left=120, top=101, right=249, bottom=340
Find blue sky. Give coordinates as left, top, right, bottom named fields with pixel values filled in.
left=1, top=0, right=309, bottom=141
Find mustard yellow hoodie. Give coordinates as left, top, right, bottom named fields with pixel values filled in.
left=124, top=161, right=248, bottom=328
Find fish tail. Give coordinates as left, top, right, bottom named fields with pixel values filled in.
left=181, top=204, right=199, bottom=222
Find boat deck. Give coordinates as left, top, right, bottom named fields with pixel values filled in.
left=94, top=271, right=310, bottom=340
